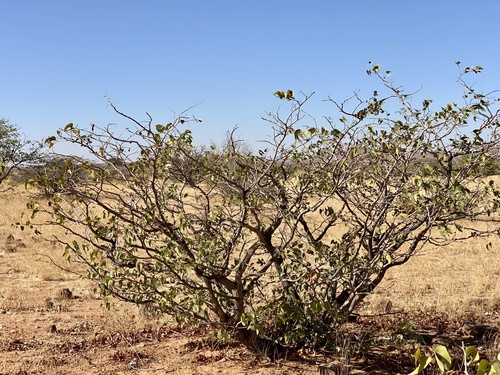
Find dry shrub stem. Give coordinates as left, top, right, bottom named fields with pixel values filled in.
left=34, top=252, right=81, bottom=276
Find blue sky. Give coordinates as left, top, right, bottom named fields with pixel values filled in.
left=1, top=0, right=499, bottom=148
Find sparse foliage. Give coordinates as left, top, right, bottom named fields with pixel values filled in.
left=25, top=64, right=500, bottom=353
left=0, top=118, right=41, bottom=186
left=408, top=344, right=500, bottom=375
left=33, top=155, right=91, bottom=197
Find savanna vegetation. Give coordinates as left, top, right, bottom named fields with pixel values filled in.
left=2, top=63, right=500, bottom=374
left=0, top=118, right=41, bottom=187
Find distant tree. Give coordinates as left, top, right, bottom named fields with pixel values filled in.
left=0, top=118, right=41, bottom=186
left=33, top=155, right=92, bottom=197
left=25, top=63, right=500, bottom=354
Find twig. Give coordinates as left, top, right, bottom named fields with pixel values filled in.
left=0, top=186, right=15, bottom=193
left=130, top=365, right=172, bottom=372
left=461, top=342, right=469, bottom=375
left=354, top=310, right=406, bottom=318
left=34, top=253, right=81, bottom=275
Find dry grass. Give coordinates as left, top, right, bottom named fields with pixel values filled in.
left=373, top=239, right=500, bottom=316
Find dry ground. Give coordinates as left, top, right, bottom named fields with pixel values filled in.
left=1, top=183, right=500, bottom=374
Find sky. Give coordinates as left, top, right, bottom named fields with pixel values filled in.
left=1, top=0, right=500, bottom=150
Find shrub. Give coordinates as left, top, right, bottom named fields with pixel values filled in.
left=0, top=118, right=41, bottom=186
left=24, top=63, right=500, bottom=353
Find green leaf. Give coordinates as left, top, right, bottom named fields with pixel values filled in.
left=490, top=362, right=500, bottom=375
left=422, top=99, right=432, bottom=110
left=64, top=123, right=74, bottom=131
left=409, top=355, right=432, bottom=375
left=274, top=91, right=285, bottom=99
left=308, top=127, right=317, bottom=135
left=294, top=129, right=302, bottom=140
left=311, top=300, right=322, bottom=313
left=332, top=128, right=342, bottom=138
left=434, top=345, right=452, bottom=372
left=466, top=346, right=480, bottom=364
left=414, top=348, right=422, bottom=366
left=478, top=359, right=491, bottom=375
left=45, top=136, right=57, bottom=148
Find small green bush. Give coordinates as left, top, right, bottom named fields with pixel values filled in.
left=408, top=345, right=500, bottom=375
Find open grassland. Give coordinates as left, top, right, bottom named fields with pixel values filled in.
left=0, top=182, right=499, bottom=374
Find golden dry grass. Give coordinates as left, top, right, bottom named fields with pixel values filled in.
left=369, top=238, right=500, bottom=316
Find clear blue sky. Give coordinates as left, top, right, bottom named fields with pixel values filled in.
left=2, top=0, right=499, bottom=148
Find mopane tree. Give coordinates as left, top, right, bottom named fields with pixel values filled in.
left=0, top=118, right=40, bottom=186
left=26, top=64, right=500, bottom=352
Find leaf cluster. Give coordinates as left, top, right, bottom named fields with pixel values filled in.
left=408, top=345, right=500, bottom=375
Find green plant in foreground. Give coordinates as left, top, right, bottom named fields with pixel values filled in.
left=407, top=344, right=500, bottom=375
left=390, top=320, right=425, bottom=345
